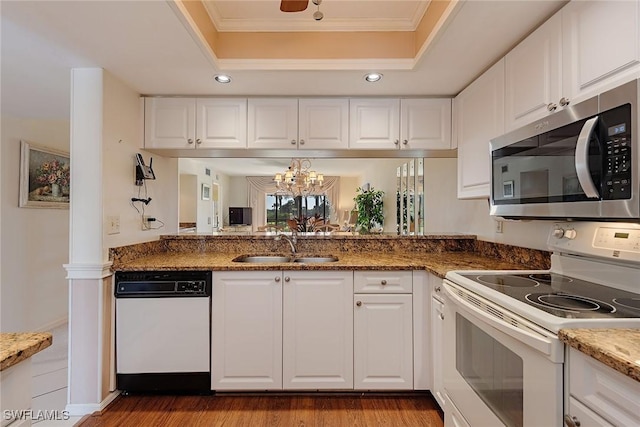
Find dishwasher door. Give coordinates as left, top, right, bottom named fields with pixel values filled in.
left=116, top=296, right=210, bottom=392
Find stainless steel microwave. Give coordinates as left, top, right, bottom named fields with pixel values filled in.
left=490, top=79, right=638, bottom=221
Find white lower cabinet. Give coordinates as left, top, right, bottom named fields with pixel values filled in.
left=566, top=347, right=640, bottom=426
left=211, top=271, right=283, bottom=390
left=212, top=270, right=353, bottom=391
left=353, top=270, right=413, bottom=390
left=431, top=293, right=445, bottom=408
left=283, top=271, right=353, bottom=390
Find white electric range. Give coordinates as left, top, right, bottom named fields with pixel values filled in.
left=442, top=221, right=640, bottom=427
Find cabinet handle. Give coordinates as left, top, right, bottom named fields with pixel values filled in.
left=380, top=280, right=387, bottom=286
left=356, top=301, right=362, bottom=307
left=402, top=139, right=408, bottom=145
left=275, top=276, right=281, bottom=282
left=439, top=313, right=445, bottom=320
left=559, top=97, right=570, bottom=107
left=299, top=139, right=305, bottom=145
left=394, top=139, right=400, bottom=145
left=196, top=138, right=202, bottom=145
left=284, top=276, right=290, bottom=282
left=188, top=138, right=194, bottom=144
left=564, top=415, right=581, bottom=427
left=291, top=139, right=297, bottom=145
left=435, top=286, right=441, bottom=292
left=547, top=103, right=557, bottom=112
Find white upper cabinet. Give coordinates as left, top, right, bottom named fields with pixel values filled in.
left=505, top=13, right=563, bottom=131
left=454, top=59, right=505, bottom=199
left=349, top=98, right=401, bottom=149
left=350, top=98, right=452, bottom=150
left=247, top=98, right=299, bottom=149
left=562, top=0, right=640, bottom=104
left=298, top=98, right=349, bottom=149
left=144, top=97, right=247, bottom=149
left=248, top=98, right=349, bottom=150
left=505, top=1, right=640, bottom=131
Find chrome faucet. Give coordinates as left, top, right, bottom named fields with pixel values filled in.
left=275, top=232, right=297, bottom=254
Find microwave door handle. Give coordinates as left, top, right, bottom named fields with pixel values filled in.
left=575, top=116, right=600, bottom=198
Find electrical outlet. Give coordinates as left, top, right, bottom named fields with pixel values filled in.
left=107, top=215, right=120, bottom=235
left=495, top=220, right=504, bottom=234
left=143, top=215, right=152, bottom=222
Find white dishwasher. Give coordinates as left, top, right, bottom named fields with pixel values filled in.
left=115, top=271, right=211, bottom=393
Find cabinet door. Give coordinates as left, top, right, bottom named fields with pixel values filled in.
left=247, top=98, right=298, bottom=149
left=298, top=98, right=349, bottom=150
left=400, top=98, right=452, bottom=150
left=211, top=271, right=283, bottom=390
left=197, top=98, right=247, bottom=149
left=349, top=98, right=400, bottom=149
left=283, top=271, right=353, bottom=390
left=144, top=97, right=195, bottom=148
left=454, top=58, right=505, bottom=199
left=566, top=397, right=615, bottom=427
left=505, top=13, right=562, bottom=131
left=431, top=295, right=445, bottom=409
left=354, top=294, right=413, bottom=390
left=562, top=1, right=640, bottom=104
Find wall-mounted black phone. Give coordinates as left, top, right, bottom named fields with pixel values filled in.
left=135, top=153, right=155, bottom=185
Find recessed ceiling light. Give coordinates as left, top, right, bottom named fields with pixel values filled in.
left=364, top=73, right=383, bottom=83
left=214, top=74, right=232, bottom=84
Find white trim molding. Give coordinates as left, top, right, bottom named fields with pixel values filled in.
left=65, top=390, right=120, bottom=417
left=64, top=262, right=113, bottom=280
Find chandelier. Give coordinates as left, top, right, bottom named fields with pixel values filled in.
left=274, top=158, right=325, bottom=197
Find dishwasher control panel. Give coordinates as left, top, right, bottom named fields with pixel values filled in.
left=115, top=271, right=212, bottom=297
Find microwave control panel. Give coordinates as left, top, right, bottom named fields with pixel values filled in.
left=602, top=105, right=632, bottom=200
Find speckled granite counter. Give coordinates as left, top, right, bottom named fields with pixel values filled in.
left=1, top=332, right=52, bottom=371
left=559, top=328, right=640, bottom=382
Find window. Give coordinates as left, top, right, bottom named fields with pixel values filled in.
left=266, top=194, right=331, bottom=229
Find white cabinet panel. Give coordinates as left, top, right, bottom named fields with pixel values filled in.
left=563, top=0, right=640, bottom=104
left=298, top=98, right=349, bottom=149
left=401, top=98, right=452, bottom=149
left=349, top=98, right=401, bottom=149
left=144, top=97, right=195, bottom=149
left=354, top=270, right=412, bottom=293
left=354, top=293, right=413, bottom=390
left=283, top=271, right=353, bottom=389
left=197, top=98, right=247, bottom=149
left=211, top=271, right=283, bottom=390
left=505, top=13, right=563, bottom=131
left=567, top=397, right=615, bottom=427
left=247, top=98, right=298, bottom=149
left=454, top=58, right=505, bottom=199
left=431, top=294, right=445, bottom=409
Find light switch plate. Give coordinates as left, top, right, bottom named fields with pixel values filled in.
left=107, top=215, right=120, bottom=235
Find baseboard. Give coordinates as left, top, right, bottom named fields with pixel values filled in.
left=36, top=317, right=68, bottom=332
left=65, top=390, right=120, bottom=416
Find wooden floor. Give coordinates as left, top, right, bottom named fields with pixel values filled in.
left=77, top=393, right=444, bottom=427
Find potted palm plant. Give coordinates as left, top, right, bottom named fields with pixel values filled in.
left=354, top=186, right=385, bottom=234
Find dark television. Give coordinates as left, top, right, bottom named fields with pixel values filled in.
left=229, top=207, right=252, bottom=226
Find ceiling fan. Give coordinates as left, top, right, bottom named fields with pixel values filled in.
left=280, top=0, right=323, bottom=20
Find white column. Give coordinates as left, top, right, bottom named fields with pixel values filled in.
left=64, top=68, right=116, bottom=416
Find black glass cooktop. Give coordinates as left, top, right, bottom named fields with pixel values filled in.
left=459, top=272, right=640, bottom=319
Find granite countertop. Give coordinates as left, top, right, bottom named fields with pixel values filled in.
left=113, top=250, right=532, bottom=278
left=558, top=328, right=640, bottom=382
left=1, top=332, right=53, bottom=371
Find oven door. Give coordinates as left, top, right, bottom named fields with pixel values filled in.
left=442, top=280, right=564, bottom=427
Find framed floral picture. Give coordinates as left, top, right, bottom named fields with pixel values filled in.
left=19, top=140, right=70, bottom=209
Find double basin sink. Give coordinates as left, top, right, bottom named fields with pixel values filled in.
left=233, top=255, right=339, bottom=264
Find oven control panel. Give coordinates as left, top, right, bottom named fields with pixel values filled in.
left=548, top=222, right=640, bottom=263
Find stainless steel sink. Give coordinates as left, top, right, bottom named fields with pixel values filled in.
left=293, top=256, right=339, bottom=263
left=233, top=255, right=294, bottom=263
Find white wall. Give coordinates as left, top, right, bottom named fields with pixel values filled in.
left=178, top=159, right=230, bottom=231
left=1, top=117, right=70, bottom=332
left=179, top=174, right=197, bottom=223
left=423, top=158, right=552, bottom=250
left=102, top=72, right=178, bottom=251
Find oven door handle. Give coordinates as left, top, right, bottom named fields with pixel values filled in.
left=575, top=116, right=600, bottom=199
left=443, top=281, right=558, bottom=358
